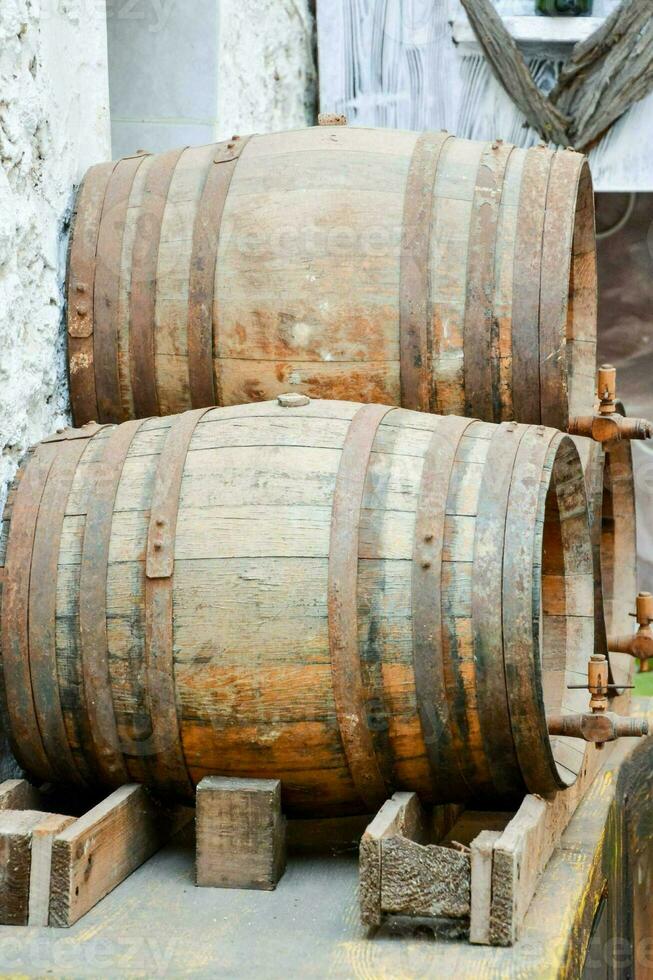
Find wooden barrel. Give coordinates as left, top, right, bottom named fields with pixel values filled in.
left=67, top=127, right=596, bottom=433
left=0, top=399, right=594, bottom=815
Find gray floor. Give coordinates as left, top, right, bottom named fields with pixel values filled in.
left=0, top=825, right=590, bottom=979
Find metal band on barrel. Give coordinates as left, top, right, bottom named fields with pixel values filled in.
left=188, top=137, right=252, bottom=409
left=472, top=421, right=528, bottom=799
left=79, top=419, right=144, bottom=785
left=67, top=162, right=118, bottom=426
left=328, top=403, right=395, bottom=809
left=29, top=434, right=101, bottom=786
left=412, top=415, right=476, bottom=801
left=94, top=154, right=150, bottom=423
left=129, top=147, right=186, bottom=419
left=144, top=408, right=214, bottom=796
left=0, top=446, right=58, bottom=780
left=502, top=425, right=569, bottom=794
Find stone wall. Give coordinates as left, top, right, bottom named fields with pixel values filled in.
left=0, top=0, right=111, bottom=517
left=216, top=0, right=317, bottom=140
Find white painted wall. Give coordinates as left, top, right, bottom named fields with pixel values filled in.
left=108, top=0, right=317, bottom=158
left=318, top=0, right=653, bottom=191
left=0, top=0, right=110, bottom=577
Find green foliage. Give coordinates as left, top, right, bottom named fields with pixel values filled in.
left=634, top=670, right=653, bottom=697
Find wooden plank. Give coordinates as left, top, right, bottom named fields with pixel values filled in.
left=359, top=792, right=426, bottom=928
left=0, top=810, right=73, bottom=926
left=0, top=778, right=42, bottom=811
left=0, top=810, right=45, bottom=925
left=470, top=829, right=501, bottom=945
left=196, top=777, right=286, bottom=891
left=49, top=784, right=192, bottom=928
left=380, top=837, right=470, bottom=920
left=489, top=692, right=642, bottom=946
left=28, top=814, right=76, bottom=926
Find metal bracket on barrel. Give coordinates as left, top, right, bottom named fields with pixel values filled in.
left=548, top=653, right=648, bottom=750
left=568, top=364, right=652, bottom=444
left=41, top=422, right=107, bottom=443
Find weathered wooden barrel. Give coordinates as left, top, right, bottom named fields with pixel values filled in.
left=0, top=399, right=594, bottom=815
left=67, top=126, right=596, bottom=433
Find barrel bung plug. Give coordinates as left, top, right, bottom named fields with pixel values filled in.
left=547, top=654, right=648, bottom=750
left=609, top=591, right=653, bottom=674
left=568, top=365, right=652, bottom=444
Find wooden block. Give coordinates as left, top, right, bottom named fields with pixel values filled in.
left=49, top=784, right=192, bottom=928
left=0, top=810, right=69, bottom=926
left=359, top=792, right=426, bottom=928
left=28, top=814, right=76, bottom=926
left=196, top=777, right=286, bottom=891
left=0, top=779, right=42, bottom=811
left=470, top=830, right=501, bottom=946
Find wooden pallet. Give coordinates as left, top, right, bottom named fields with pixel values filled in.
left=0, top=781, right=191, bottom=927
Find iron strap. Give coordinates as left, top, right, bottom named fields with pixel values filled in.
left=29, top=436, right=95, bottom=786
left=94, top=154, right=150, bottom=424
left=463, top=142, right=514, bottom=422
left=187, top=136, right=252, bottom=410
left=67, top=162, right=118, bottom=427
left=143, top=408, right=214, bottom=797
left=412, top=415, right=476, bottom=802
left=0, top=445, right=58, bottom=780
left=472, top=421, right=529, bottom=800
left=511, top=147, right=553, bottom=426
left=79, top=419, right=144, bottom=785
left=129, top=147, right=186, bottom=420
left=399, top=132, right=451, bottom=413
left=539, top=151, right=586, bottom=431
left=328, top=403, right=395, bottom=810
left=502, top=425, right=567, bottom=795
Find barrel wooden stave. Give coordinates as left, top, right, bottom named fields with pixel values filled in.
left=0, top=401, right=594, bottom=815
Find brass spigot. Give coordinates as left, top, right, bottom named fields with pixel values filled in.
left=547, top=654, right=647, bottom=750
left=609, top=591, right=653, bottom=674
left=568, top=365, right=652, bottom=444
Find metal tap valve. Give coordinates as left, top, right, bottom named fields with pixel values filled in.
left=609, top=591, right=653, bottom=673
left=568, top=365, right=652, bottom=444
left=547, top=654, right=648, bottom=749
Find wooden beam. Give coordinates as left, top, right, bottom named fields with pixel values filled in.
left=196, top=777, right=286, bottom=891
left=28, top=814, right=76, bottom=926
left=49, top=784, right=191, bottom=928
left=0, top=811, right=46, bottom=925
left=489, top=697, right=651, bottom=946
left=469, top=829, right=501, bottom=945
left=359, top=792, right=427, bottom=928
left=0, top=810, right=72, bottom=926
